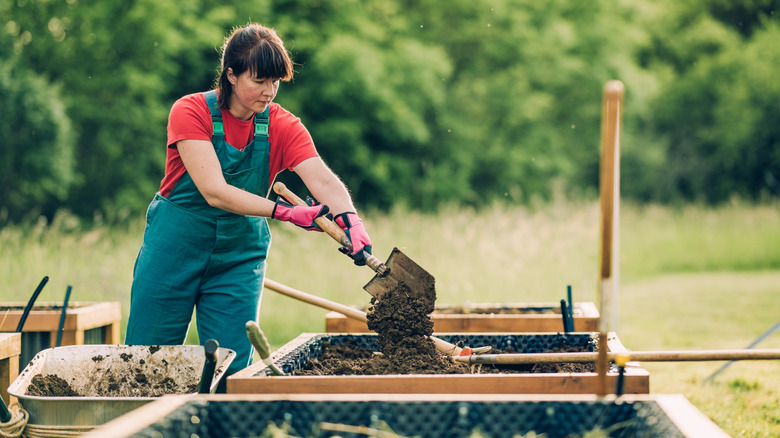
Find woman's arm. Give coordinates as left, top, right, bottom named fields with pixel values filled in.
left=177, top=139, right=277, bottom=217
left=293, top=157, right=356, bottom=215
left=295, top=157, right=374, bottom=266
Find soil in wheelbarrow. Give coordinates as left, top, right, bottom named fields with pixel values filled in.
left=24, top=347, right=200, bottom=397
left=297, top=281, right=593, bottom=376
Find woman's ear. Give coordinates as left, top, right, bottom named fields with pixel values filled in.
left=226, top=67, right=237, bottom=85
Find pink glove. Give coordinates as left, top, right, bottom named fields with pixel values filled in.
left=271, top=197, right=329, bottom=231
left=334, top=212, right=372, bottom=266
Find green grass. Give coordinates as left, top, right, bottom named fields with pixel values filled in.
left=1, top=200, right=779, bottom=436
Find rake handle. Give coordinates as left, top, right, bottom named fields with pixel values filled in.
left=450, top=349, right=780, bottom=365
left=272, top=182, right=386, bottom=274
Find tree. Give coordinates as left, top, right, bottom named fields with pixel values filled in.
left=0, top=57, right=75, bottom=223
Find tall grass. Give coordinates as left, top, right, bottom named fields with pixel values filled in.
left=1, top=200, right=779, bottom=436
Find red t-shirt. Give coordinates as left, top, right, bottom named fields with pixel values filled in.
left=159, top=92, right=318, bottom=197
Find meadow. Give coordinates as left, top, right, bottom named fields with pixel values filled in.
left=1, top=200, right=779, bottom=437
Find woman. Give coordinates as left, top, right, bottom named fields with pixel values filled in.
left=125, top=23, right=372, bottom=389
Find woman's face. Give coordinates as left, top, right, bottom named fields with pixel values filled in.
left=227, top=68, right=279, bottom=120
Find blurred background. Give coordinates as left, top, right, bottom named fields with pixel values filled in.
left=2, top=0, right=778, bottom=224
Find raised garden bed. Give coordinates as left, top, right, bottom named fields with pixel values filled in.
left=7, top=344, right=235, bottom=435
left=83, top=393, right=730, bottom=438
left=0, top=333, right=21, bottom=405
left=228, top=332, right=649, bottom=395
left=325, top=301, right=600, bottom=333
left=0, top=301, right=122, bottom=368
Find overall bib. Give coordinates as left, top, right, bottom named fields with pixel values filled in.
left=125, top=90, right=271, bottom=384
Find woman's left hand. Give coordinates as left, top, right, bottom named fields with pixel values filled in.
left=334, top=212, right=373, bottom=266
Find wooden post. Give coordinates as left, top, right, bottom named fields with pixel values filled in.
left=597, top=80, right=624, bottom=396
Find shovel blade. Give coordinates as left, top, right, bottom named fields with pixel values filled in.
left=363, top=247, right=435, bottom=301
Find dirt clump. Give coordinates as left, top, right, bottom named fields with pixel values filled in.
left=27, top=374, right=80, bottom=397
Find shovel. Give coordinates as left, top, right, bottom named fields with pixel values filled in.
left=263, top=278, right=463, bottom=356
left=272, top=182, right=435, bottom=301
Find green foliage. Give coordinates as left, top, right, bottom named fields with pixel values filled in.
left=0, top=57, right=75, bottom=223
left=623, top=0, right=780, bottom=204
left=1, top=0, right=779, bottom=220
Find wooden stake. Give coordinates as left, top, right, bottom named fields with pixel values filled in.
left=598, top=80, right=624, bottom=396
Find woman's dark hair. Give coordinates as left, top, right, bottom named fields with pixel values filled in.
left=216, top=23, right=294, bottom=109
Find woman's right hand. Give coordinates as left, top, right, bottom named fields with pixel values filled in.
left=271, top=197, right=329, bottom=231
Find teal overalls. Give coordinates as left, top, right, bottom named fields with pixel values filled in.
left=125, top=90, right=271, bottom=387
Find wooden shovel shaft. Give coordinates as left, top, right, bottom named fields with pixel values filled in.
left=450, top=349, right=780, bottom=365
left=263, top=278, right=463, bottom=355
left=272, top=182, right=387, bottom=274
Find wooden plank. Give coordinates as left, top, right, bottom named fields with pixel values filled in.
left=0, top=302, right=121, bottom=332
left=68, top=302, right=122, bottom=330
left=657, top=394, right=731, bottom=438
left=0, top=333, right=21, bottom=358
left=228, top=372, right=649, bottom=395
left=0, top=333, right=21, bottom=405
left=325, top=302, right=600, bottom=333
left=104, top=321, right=121, bottom=344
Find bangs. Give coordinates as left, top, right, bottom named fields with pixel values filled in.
left=245, top=39, right=293, bottom=81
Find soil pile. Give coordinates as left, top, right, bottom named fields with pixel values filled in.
left=298, top=279, right=594, bottom=375
left=26, top=374, right=80, bottom=397
left=300, top=279, right=468, bottom=375
left=300, top=341, right=593, bottom=375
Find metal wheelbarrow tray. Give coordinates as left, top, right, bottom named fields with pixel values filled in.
left=8, top=344, right=235, bottom=429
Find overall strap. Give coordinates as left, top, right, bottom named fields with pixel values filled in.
left=204, top=89, right=269, bottom=141
left=203, top=90, right=224, bottom=136
left=254, top=106, right=269, bottom=141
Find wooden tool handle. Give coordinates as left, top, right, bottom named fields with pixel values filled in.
left=450, top=348, right=780, bottom=365
left=246, top=321, right=273, bottom=359
left=273, top=182, right=351, bottom=247
left=263, top=278, right=463, bottom=355
left=272, top=182, right=387, bottom=275
left=197, top=339, right=219, bottom=394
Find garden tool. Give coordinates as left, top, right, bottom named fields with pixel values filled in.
left=448, top=348, right=780, bottom=365
left=272, top=182, right=435, bottom=301
left=197, top=339, right=219, bottom=394
left=16, top=276, right=49, bottom=332
left=262, top=278, right=464, bottom=356
left=56, top=285, right=73, bottom=347
left=245, top=321, right=285, bottom=376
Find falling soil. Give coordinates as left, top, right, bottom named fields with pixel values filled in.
left=297, top=280, right=593, bottom=375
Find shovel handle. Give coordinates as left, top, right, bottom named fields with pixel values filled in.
left=273, top=182, right=351, bottom=247
left=272, top=182, right=387, bottom=274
